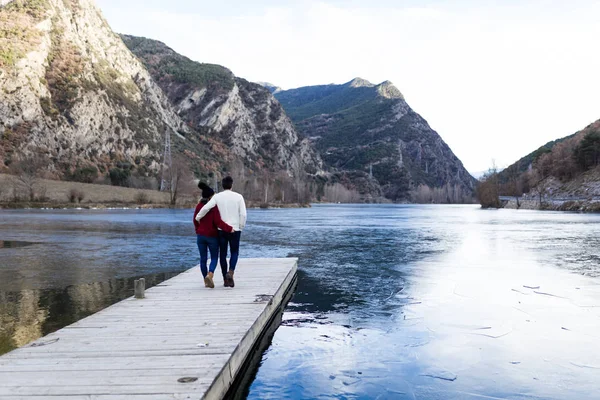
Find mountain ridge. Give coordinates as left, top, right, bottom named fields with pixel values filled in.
left=1, top=0, right=475, bottom=205
left=0, top=0, right=204, bottom=184
left=121, top=34, right=323, bottom=178
left=0, top=0, right=323, bottom=203
left=275, top=79, right=476, bottom=202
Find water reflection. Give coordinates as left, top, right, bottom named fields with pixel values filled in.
left=2, top=206, right=600, bottom=399
left=0, top=209, right=198, bottom=292
left=246, top=206, right=600, bottom=400
left=0, top=271, right=184, bottom=356
left=0, top=241, right=37, bottom=249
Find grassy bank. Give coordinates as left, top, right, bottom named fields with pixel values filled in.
left=0, top=173, right=185, bottom=208
left=0, top=174, right=311, bottom=210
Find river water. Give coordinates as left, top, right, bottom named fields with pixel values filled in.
left=1, top=205, right=600, bottom=399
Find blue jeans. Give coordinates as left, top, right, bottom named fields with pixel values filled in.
left=219, top=231, right=241, bottom=276
left=197, top=235, right=220, bottom=278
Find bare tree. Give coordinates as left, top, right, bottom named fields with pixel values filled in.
left=324, top=183, right=360, bottom=203
left=9, top=152, right=48, bottom=202
left=295, top=171, right=305, bottom=203
left=527, top=169, right=552, bottom=209
left=477, top=162, right=500, bottom=208
left=262, top=169, right=271, bottom=205
left=503, top=162, right=523, bottom=208
left=223, top=162, right=315, bottom=206
left=166, top=155, right=195, bottom=205
left=276, top=171, right=297, bottom=204
left=0, top=177, right=5, bottom=202
left=411, top=184, right=433, bottom=203
left=228, top=159, right=247, bottom=198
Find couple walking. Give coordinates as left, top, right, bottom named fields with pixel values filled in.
left=193, top=176, right=247, bottom=289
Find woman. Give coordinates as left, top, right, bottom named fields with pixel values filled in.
left=193, top=182, right=234, bottom=288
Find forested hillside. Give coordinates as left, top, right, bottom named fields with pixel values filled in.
left=276, top=78, right=476, bottom=202
left=479, top=119, right=600, bottom=210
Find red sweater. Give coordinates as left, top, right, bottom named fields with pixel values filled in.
left=193, top=202, right=233, bottom=237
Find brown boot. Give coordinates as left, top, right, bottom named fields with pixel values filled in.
left=225, top=271, right=235, bottom=288
left=204, top=272, right=214, bottom=289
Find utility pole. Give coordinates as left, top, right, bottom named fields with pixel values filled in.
left=160, top=129, right=172, bottom=192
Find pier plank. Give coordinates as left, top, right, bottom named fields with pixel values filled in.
left=0, top=258, right=298, bottom=400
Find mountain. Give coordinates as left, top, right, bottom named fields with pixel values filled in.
left=497, top=134, right=576, bottom=184
left=0, top=0, right=322, bottom=197
left=121, top=36, right=322, bottom=177
left=275, top=78, right=476, bottom=202
left=0, top=0, right=213, bottom=184
left=256, top=82, right=282, bottom=94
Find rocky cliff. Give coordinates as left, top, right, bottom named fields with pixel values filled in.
left=0, top=0, right=222, bottom=183
left=276, top=78, right=476, bottom=202
left=0, top=0, right=322, bottom=194
left=121, top=35, right=322, bottom=177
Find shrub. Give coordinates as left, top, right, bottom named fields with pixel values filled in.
left=134, top=192, right=149, bottom=204
left=70, top=166, right=98, bottom=183
left=35, top=185, right=48, bottom=202
left=67, top=188, right=84, bottom=203
left=109, top=168, right=130, bottom=187
left=39, top=97, right=59, bottom=118
left=67, top=188, right=78, bottom=203
left=477, top=178, right=500, bottom=208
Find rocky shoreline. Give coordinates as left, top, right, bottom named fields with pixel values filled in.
left=502, top=196, right=600, bottom=212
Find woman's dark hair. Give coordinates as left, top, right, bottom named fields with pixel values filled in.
left=222, top=176, right=233, bottom=190
left=198, top=182, right=214, bottom=198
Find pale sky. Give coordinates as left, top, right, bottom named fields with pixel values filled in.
left=96, top=0, right=600, bottom=174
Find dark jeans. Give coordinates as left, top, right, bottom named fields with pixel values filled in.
left=218, top=231, right=241, bottom=276
left=197, top=235, right=220, bottom=278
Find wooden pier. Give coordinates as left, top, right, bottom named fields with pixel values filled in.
left=0, top=258, right=298, bottom=399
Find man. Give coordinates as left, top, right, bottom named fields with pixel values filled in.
left=195, top=176, right=246, bottom=287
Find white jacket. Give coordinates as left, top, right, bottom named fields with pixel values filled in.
left=196, top=190, right=247, bottom=231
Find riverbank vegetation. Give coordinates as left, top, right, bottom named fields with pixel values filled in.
left=478, top=119, right=600, bottom=210
left=0, top=173, right=174, bottom=208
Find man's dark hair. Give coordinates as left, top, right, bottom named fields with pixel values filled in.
left=222, top=176, right=233, bottom=190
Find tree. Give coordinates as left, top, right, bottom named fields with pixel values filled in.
left=412, top=184, right=433, bottom=203
left=9, top=152, right=48, bottom=202
left=551, top=140, right=578, bottom=180
left=295, top=171, right=307, bottom=203
left=477, top=162, right=500, bottom=208
left=71, top=166, right=98, bottom=183
left=323, top=183, right=360, bottom=203
left=228, top=159, right=246, bottom=197
left=165, top=155, right=194, bottom=205
left=526, top=168, right=551, bottom=207
left=574, top=131, right=600, bottom=170
left=501, top=162, right=523, bottom=207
